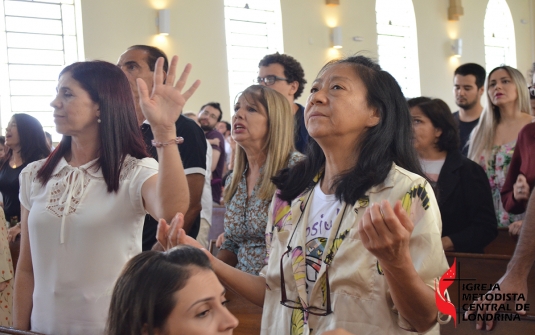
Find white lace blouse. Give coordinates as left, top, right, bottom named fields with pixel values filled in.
left=19, top=155, right=158, bottom=335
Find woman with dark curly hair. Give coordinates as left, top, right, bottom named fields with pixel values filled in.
left=408, top=98, right=497, bottom=253
left=0, top=114, right=50, bottom=240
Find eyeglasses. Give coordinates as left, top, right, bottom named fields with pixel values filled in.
left=256, top=75, right=289, bottom=86
left=199, top=109, right=219, bottom=120
left=279, top=246, right=333, bottom=316
left=278, top=194, right=348, bottom=317
left=529, top=85, right=535, bottom=98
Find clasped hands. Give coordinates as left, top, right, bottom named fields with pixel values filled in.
left=513, top=174, right=530, bottom=202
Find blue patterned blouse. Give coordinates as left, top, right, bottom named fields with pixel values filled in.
left=220, top=152, right=303, bottom=274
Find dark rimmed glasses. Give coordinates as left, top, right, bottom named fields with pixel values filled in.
left=529, top=85, right=535, bottom=98
left=279, top=247, right=333, bottom=316
left=256, top=75, right=289, bottom=86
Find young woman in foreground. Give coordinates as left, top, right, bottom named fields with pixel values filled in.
left=107, top=246, right=238, bottom=335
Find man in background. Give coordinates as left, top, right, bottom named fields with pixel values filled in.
left=258, top=52, right=309, bottom=153
left=198, top=103, right=226, bottom=205
left=117, top=45, right=207, bottom=249
left=217, top=121, right=232, bottom=173
left=452, top=63, right=486, bottom=156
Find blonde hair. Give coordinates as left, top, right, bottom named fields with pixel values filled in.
left=224, top=85, right=295, bottom=202
left=468, top=66, right=532, bottom=164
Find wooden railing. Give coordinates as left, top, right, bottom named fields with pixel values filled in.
left=0, top=327, right=42, bottom=335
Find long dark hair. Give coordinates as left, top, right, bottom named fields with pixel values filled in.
left=106, top=246, right=212, bottom=335
left=409, top=98, right=460, bottom=153
left=1, top=113, right=50, bottom=170
left=37, top=61, right=148, bottom=192
left=273, top=55, right=425, bottom=205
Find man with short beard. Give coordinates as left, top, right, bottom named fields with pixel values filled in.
left=117, top=45, right=207, bottom=249
left=198, top=102, right=226, bottom=204
left=452, top=63, right=486, bottom=156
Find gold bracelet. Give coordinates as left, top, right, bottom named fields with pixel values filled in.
left=151, top=137, right=184, bottom=148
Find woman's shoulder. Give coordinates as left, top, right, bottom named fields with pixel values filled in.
left=19, top=158, right=48, bottom=184
left=120, top=155, right=158, bottom=178
left=389, top=164, right=427, bottom=184
left=21, top=158, right=48, bottom=175
left=287, top=151, right=305, bottom=168
left=518, top=121, right=535, bottom=139
left=369, top=164, right=432, bottom=199
left=456, top=154, right=489, bottom=178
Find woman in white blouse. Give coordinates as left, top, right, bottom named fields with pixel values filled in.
left=13, top=57, right=197, bottom=334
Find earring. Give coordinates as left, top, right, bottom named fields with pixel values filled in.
left=97, top=118, right=101, bottom=123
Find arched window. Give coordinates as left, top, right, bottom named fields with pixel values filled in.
left=224, top=0, right=283, bottom=112
left=484, top=0, right=516, bottom=73
left=375, top=0, right=421, bottom=98
left=0, top=0, right=84, bottom=140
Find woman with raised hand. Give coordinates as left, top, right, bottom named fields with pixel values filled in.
left=468, top=66, right=533, bottom=227
left=0, top=114, right=50, bottom=241
left=408, top=98, right=497, bottom=252
left=216, top=85, right=302, bottom=275
left=158, top=56, right=449, bottom=335
left=13, top=56, right=197, bottom=334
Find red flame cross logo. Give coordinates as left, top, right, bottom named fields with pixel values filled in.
left=435, top=258, right=457, bottom=327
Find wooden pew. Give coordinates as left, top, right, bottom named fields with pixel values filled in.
left=225, top=289, right=262, bottom=335
left=484, top=227, right=517, bottom=256
left=207, top=205, right=262, bottom=334
left=440, top=252, right=535, bottom=334
left=0, top=327, right=42, bottom=335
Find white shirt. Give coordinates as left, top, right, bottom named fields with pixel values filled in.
left=20, top=155, right=158, bottom=335
left=201, top=140, right=213, bottom=223
left=419, top=158, right=445, bottom=183
left=225, top=138, right=232, bottom=165
left=306, top=182, right=341, bottom=301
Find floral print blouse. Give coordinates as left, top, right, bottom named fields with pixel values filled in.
left=479, top=141, right=524, bottom=227
left=220, top=152, right=303, bottom=275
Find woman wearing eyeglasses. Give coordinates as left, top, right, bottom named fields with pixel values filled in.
left=500, top=66, right=535, bottom=236
left=158, top=56, right=449, bottom=335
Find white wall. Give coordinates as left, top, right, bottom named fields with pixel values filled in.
left=80, top=0, right=535, bottom=120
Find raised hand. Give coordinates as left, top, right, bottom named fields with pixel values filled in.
left=156, top=212, right=204, bottom=251
left=137, top=56, right=201, bottom=132
left=357, top=200, right=413, bottom=266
